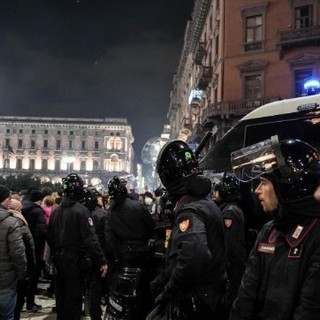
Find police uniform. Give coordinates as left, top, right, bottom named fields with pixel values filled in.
left=155, top=195, right=227, bottom=319
left=230, top=214, right=320, bottom=320
left=47, top=197, right=106, bottom=320
left=220, top=202, right=246, bottom=303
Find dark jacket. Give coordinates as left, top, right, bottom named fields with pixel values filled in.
left=47, top=197, right=106, bottom=268
left=161, top=195, right=227, bottom=305
left=21, top=200, right=46, bottom=253
left=0, top=206, right=27, bottom=288
left=230, top=215, right=320, bottom=320
left=104, top=197, right=155, bottom=267
left=91, top=206, right=107, bottom=256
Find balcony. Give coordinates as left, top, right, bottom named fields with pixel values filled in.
left=194, top=42, right=207, bottom=65
left=278, top=26, right=320, bottom=52
left=201, top=97, right=280, bottom=123
left=197, top=66, right=213, bottom=90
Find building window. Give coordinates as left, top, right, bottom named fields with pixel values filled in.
left=55, top=160, right=60, bottom=171
left=70, top=131, right=74, bottom=135
left=31, top=129, right=36, bottom=134
left=94, top=141, right=99, bottom=150
left=44, top=130, right=48, bottom=135
left=30, top=159, right=35, bottom=171
left=57, top=130, right=61, bottom=135
left=245, top=15, right=262, bottom=51
left=5, top=139, right=10, bottom=147
left=42, top=159, right=48, bottom=170
left=294, top=68, right=313, bottom=97
left=93, top=160, right=99, bottom=171
left=110, top=154, right=120, bottom=172
left=80, top=160, right=86, bottom=171
left=4, top=159, right=9, bottom=169
left=44, top=140, right=48, bottom=149
left=17, top=159, right=22, bottom=170
left=242, top=4, right=267, bottom=52
left=18, top=139, right=23, bottom=148
left=69, top=140, right=73, bottom=149
left=19, top=129, right=23, bottom=134
left=81, top=141, right=86, bottom=150
left=31, top=140, right=36, bottom=149
left=115, top=138, right=122, bottom=150
left=244, top=74, right=262, bottom=99
left=6, top=129, right=10, bottom=133
left=295, top=5, right=313, bottom=29
left=56, top=140, right=61, bottom=150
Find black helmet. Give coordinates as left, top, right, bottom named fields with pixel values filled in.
left=231, top=135, right=320, bottom=203
left=108, top=176, right=127, bottom=199
left=62, top=173, right=84, bottom=199
left=214, top=173, right=240, bottom=200
left=156, top=140, right=202, bottom=188
left=80, top=188, right=97, bottom=211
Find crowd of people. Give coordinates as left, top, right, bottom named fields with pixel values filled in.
left=0, top=134, right=320, bottom=320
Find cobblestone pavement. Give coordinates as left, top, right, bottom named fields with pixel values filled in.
left=19, top=281, right=92, bottom=320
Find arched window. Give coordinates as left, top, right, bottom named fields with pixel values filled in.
left=110, top=154, right=120, bottom=172
left=115, top=137, right=122, bottom=150
left=107, top=138, right=115, bottom=150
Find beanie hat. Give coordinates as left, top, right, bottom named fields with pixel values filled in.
left=9, top=198, right=22, bottom=212
left=30, top=190, right=44, bottom=202
left=0, top=185, right=11, bottom=203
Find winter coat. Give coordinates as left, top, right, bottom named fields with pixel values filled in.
left=0, top=205, right=27, bottom=289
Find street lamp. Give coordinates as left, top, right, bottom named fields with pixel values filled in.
left=63, top=156, right=75, bottom=174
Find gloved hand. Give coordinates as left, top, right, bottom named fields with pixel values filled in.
left=154, top=279, right=177, bottom=312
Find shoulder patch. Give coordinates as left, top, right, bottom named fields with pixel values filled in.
left=224, top=218, right=233, bottom=228
left=179, top=219, right=190, bottom=232
left=88, top=217, right=94, bottom=227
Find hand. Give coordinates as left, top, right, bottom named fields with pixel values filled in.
left=100, top=264, right=108, bottom=278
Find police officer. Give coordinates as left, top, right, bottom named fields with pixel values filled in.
left=104, top=176, right=155, bottom=319
left=230, top=135, right=320, bottom=319
left=212, top=173, right=247, bottom=305
left=47, top=173, right=107, bottom=320
left=149, top=140, right=227, bottom=319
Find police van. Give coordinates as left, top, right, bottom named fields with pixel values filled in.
left=199, top=93, right=320, bottom=236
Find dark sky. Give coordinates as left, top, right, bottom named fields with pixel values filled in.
left=0, top=0, right=194, bottom=161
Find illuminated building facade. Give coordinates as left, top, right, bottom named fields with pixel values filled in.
left=168, top=0, right=320, bottom=157
left=0, top=116, right=135, bottom=185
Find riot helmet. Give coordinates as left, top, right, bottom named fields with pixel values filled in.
left=62, top=173, right=84, bottom=200
left=108, top=176, right=127, bottom=199
left=231, top=135, right=320, bottom=203
left=156, top=140, right=202, bottom=188
left=214, top=173, right=240, bottom=201
left=81, top=188, right=97, bottom=211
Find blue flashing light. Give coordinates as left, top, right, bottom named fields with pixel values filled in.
left=303, top=78, right=320, bottom=96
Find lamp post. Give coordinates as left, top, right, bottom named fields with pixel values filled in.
left=64, top=156, right=75, bottom=174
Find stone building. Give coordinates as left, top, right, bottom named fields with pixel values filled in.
left=168, top=0, right=320, bottom=160
left=0, top=116, right=135, bottom=185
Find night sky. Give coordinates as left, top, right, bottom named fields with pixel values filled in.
left=0, top=0, right=194, bottom=161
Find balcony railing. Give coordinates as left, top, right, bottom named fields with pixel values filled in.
left=202, top=97, right=280, bottom=122
left=194, top=42, right=207, bottom=65
left=278, top=26, right=320, bottom=51
left=197, top=66, right=213, bottom=90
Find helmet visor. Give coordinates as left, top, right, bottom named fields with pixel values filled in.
left=231, top=136, right=281, bottom=182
